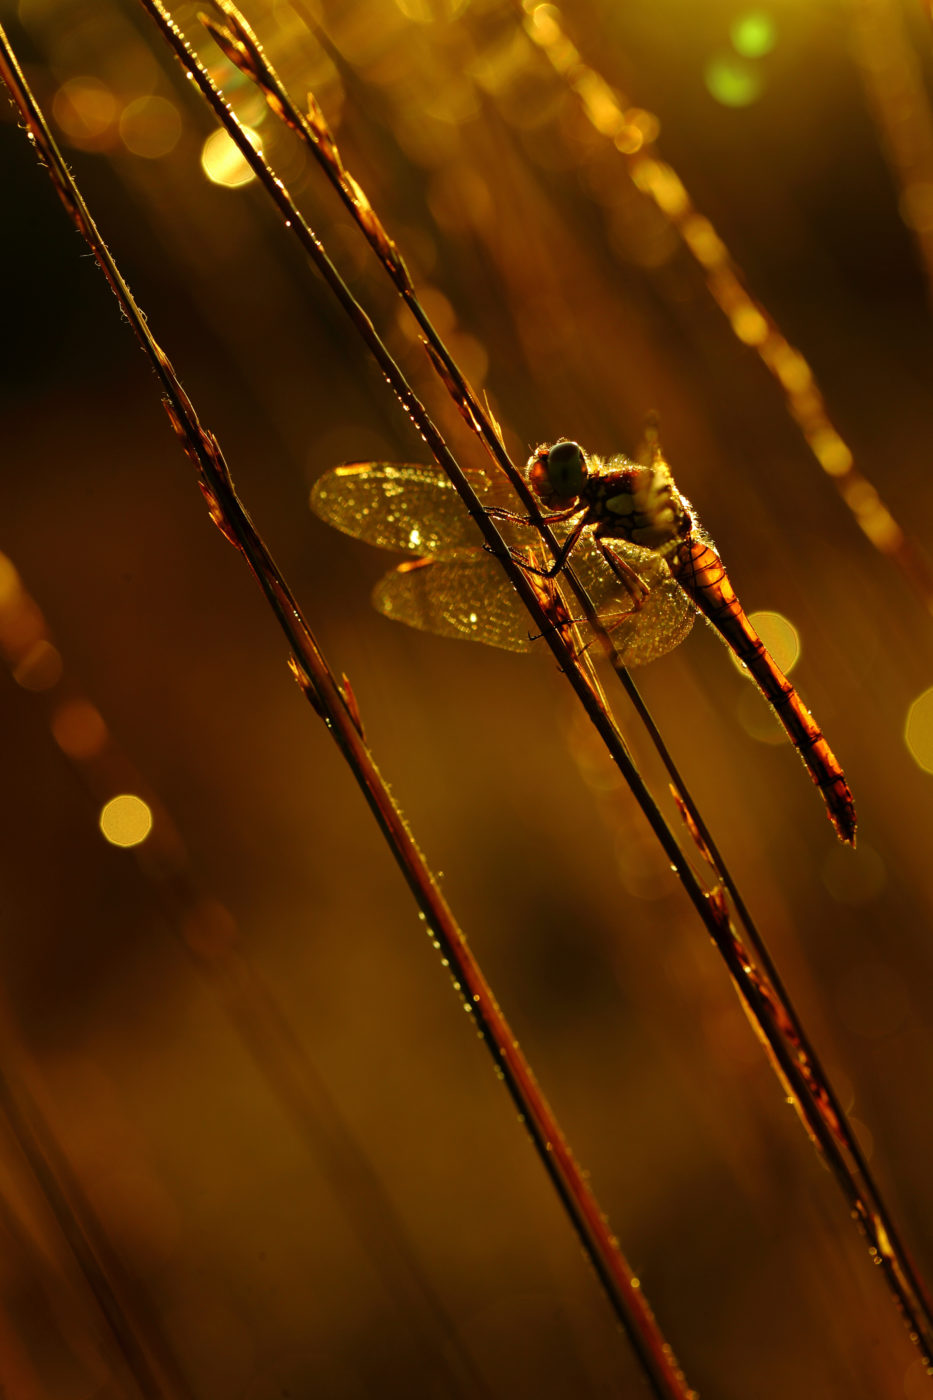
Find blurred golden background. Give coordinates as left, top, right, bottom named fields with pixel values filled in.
left=3, top=0, right=933, bottom=1395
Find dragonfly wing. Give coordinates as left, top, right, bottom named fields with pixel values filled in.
left=568, top=534, right=695, bottom=666
left=372, top=549, right=533, bottom=653
left=315, top=463, right=696, bottom=665
left=311, top=463, right=486, bottom=554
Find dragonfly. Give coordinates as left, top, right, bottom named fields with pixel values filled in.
left=311, top=440, right=856, bottom=845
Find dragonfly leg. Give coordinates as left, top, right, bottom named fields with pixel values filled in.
left=483, top=512, right=589, bottom=581
left=594, top=536, right=650, bottom=611
left=526, top=515, right=589, bottom=579
left=485, top=504, right=582, bottom=528
left=485, top=503, right=585, bottom=573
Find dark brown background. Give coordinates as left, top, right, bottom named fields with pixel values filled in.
left=2, top=1, right=933, bottom=1395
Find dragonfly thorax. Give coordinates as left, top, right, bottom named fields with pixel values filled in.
left=529, top=440, right=692, bottom=550
left=597, top=457, right=692, bottom=551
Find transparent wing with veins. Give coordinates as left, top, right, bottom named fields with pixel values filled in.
left=310, top=463, right=494, bottom=553
left=310, top=463, right=694, bottom=666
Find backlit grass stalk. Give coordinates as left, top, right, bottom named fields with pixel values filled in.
left=199, top=1, right=645, bottom=723
left=166, top=1, right=933, bottom=1365
left=138, top=0, right=933, bottom=1365
left=520, top=0, right=933, bottom=614
left=0, top=26, right=694, bottom=1399
left=185, top=1, right=821, bottom=967
left=193, top=0, right=870, bottom=1221
left=196, top=4, right=711, bottom=825
left=510, top=0, right=933, bottom=1347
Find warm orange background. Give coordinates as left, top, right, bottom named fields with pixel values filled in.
left=2, top=2, right=933, bottom=1396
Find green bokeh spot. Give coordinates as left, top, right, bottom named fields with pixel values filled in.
left=730, top=11, right=777, bottom=59
left=704, top=54, right=764, bottom=108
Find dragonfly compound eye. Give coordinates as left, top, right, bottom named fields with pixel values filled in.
left=546, top=440, right=586, bottom=497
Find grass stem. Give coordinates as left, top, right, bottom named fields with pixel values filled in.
left=180, top=1, right=933, bottom=1366
left=0, top=22, right=694, bottom=1397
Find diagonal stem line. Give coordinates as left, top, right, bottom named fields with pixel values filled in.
left=192, top=0, right=933, bottom=1366
left=11, top=1, right=933, bottom=1374
left=199, top=0, right=640, bottom=735
left=192, top=6, right=790, bottom=1013
left=0, top=23, right=694, bottom=1399
left=134, top=0, right=933, bottom=1367
left=191, top=7, right=785, bottom=953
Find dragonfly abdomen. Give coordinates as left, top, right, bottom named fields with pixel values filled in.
left=672, top=540, right=857, bottom=845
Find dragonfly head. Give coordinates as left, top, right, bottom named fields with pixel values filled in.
left=528, top=440, right=587, bottom=508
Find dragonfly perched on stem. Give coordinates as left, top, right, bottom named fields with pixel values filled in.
left=311, top=439, right=856, bottom=845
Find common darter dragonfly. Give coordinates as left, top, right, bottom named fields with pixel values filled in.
left=311, top=440, right=856, bottom=845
